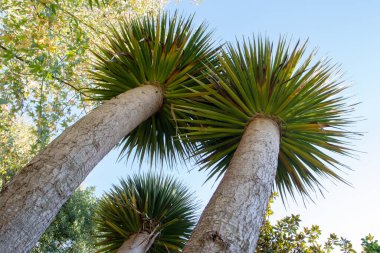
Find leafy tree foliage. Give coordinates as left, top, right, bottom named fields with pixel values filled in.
left=256, top=195, right=379, bottom=253
left=32, top=187, right=98, bottom=253
left=0, top=106, right=36, bottom=190
left=361, top=235, right=380, bottom=253
left=0, top=0, right=164, bottom=189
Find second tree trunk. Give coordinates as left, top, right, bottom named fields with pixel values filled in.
left=184, top=118, right=280, bottom=253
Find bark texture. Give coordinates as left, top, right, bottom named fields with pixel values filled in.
left=0, top=85, right=163, bottom=253
left=183, top=118, right=280, bottom=253
left=117, top=232, right=153, bottom=253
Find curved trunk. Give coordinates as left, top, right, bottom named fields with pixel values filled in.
left=0, top=85, right=163, bottom=253
left=183, top=118, right=280, bottom=253
left=117, top=232, right=154, bottom=253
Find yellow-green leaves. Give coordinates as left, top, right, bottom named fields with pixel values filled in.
left=0, top=110, right=36, bottom=190
left=0, top=0, right=165, bottom=185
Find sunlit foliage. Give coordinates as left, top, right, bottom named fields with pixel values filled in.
left=0, top=0, right=165, bottom=188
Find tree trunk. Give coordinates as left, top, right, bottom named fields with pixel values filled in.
left=183, top=118, right=280, bottom=253
left=0, top=85, right=163, bottom=253
left=117, top=232, right=154, bottom=253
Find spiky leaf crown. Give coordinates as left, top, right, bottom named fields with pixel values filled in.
left=176, top=37, right=358, bottom=200
left=87, top=12, right=217, bottom=167
left=95, top=173, right=198, bottom=253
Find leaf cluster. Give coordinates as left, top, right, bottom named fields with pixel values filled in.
left=256, top=195, right=376, bottom=253
left=175, top=37, right=358, bottom=200
left=94, top=173, right=198, bottom=253
left=88, top=12, right=218, bottom=168
left=0, top=107, right=36, bottom=190
left=361, top=235, right=380, bottom=253
left=32, top=187, right=98, bottom=253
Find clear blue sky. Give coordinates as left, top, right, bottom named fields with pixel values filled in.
left=85, top=0, right=380, bottom=250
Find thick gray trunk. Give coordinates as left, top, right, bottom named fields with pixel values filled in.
left=0, top=85, right=163, bottom=253
left=117, top=232, right=153, bottom=253
left=183, top=118, right=280, bottom=253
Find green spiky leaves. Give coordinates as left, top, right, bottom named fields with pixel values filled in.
left=94, top=173, right=198, bottom=253
left=176, top=37, right=357, bottom=200
left=88, top=12, right=217, bottom=167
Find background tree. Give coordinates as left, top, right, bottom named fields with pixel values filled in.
left=0, top=105, right=36, bottom=190
left=95, top=173, right=198, bottom=253
left=177, top=37, right=358, bottom=252
left=32, top=187, right=98, bottom=253
left=256, top=195, right=356, bottom=253
left=256, top=195, right=380, bottom=253
left=0, top=0, right=165, bottom=186
left=361, top=235, right=380, bottom=253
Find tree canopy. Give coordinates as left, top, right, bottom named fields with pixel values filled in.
left=87, top=11, right=217, bottom=167
left=32, top=187, right=98, bottom=253
left=0, top=0, right=165, bottom=189
left=0, top=109, right=36, bottom=189
left=175, top=37, right=357, bottom=201
left=256, top=195, right=379, bottom=253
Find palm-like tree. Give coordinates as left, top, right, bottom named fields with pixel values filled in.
left=94, top=173, right=198, bottom=253
left=0, top=12, right=216, bottom=252
left=88, top=12, right=217, bottom=166
left=176, top=37, right=357, bottom=252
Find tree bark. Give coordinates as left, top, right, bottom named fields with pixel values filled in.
left=117, top=232, right=154, bottom=253
left=183, top=118, right=280, bottom=253
left=0, top=85, right=163, bottom=253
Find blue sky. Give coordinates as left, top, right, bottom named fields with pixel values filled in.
left=85, top=0, right=380, bottom=250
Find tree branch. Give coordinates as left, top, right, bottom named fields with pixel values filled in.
left=0, top=44, right=88, bottom=97
left=37, top=0, right=106, bottom=35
